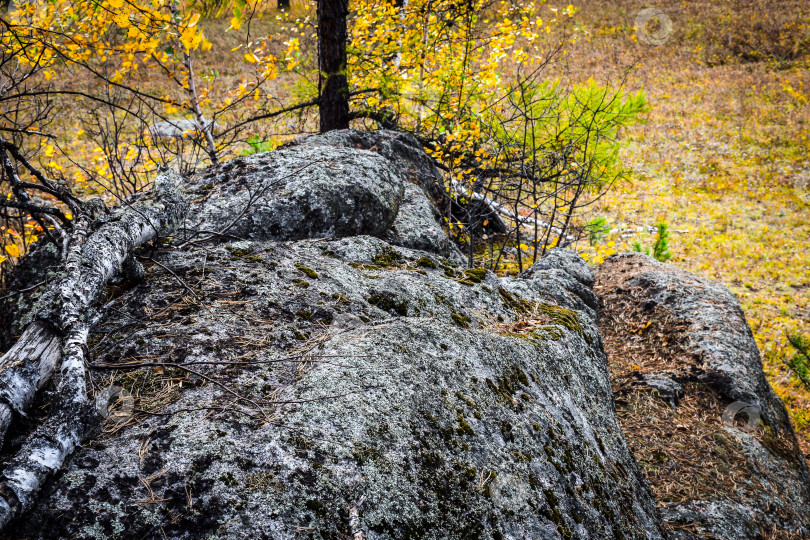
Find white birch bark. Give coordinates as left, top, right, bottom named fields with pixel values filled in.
left=0, top=323, right=61, bottom=444
left=0, top=170, right=188, bottom=528
left=450, top=180, right=570, bottom=240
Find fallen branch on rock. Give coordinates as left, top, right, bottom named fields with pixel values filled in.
left=0, top=322, right=61, bottom=445
left=449, top=179, right=571, bottom=242
left=0, top=170, right=188, bottom=528
left=349, top=495, right=366, bottom=540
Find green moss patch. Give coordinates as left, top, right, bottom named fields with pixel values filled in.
left=460, top=268, right=487, bottom=285
left=226, top=246, right=251, bottom=258
left=451, top=312, right=472, bottom=328
left=415, top=256, right=438, bottom=269
left=349, top=262, right=382, bottom=271
left=295, top=263, right=319, bottom=279
left=498, top=287, right=534, bottom=313
left=372, top=247, right=405, bottom=267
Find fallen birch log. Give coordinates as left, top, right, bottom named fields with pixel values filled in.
left=0, top=322, right=61, bottom=445
left=449, top=180, right=572, bottom=242
left=0, top=170, right=188, bottom=529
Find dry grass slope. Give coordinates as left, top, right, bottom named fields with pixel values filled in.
left=562, top=0, right=810, bottom=446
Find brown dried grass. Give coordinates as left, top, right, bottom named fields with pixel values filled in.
left=596, top=257, right=807, bottom=538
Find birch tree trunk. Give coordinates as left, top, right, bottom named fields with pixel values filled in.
left=184, top=52, right=218, bottom=165
left=0, top=323, right=61, bottom=445
left=0, top=170, right=188, bottom=529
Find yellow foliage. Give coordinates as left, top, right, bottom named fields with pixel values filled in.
left=4, top=244, right=19, bottom=258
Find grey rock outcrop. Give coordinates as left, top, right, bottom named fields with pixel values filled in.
left=9, top=243, right=666, bottom=539
left=191, top=144, right=405, bottom=241
left=5, top=132, right=666, bottom=539
left=4, top=131, right=806, bottom=539
left=597, top=252, right=810, bottom=539
left=382, top=183, right=464, bottom=262
left=601, top=253, right=797, bottom=438
left=519, top=248, right=599, bottom=318
left=521, top=248, right=595, bottom=290
left=294, top=130, right=464, bottom=261
left=294, top=130, right=448, bottom=206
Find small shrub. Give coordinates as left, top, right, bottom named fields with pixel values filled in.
left=785, top=333, right=810, bottom=389
left=651, top=222, right=673, bottom=262
left=239, top=136, right=277, bottom=156
left=586, top=217, right=611, bottom=246
left=633, top=222, right=673, bottom=262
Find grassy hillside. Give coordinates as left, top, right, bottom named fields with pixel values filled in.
left=562, top=0, right=810, bottom=450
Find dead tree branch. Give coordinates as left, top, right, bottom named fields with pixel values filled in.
left=0, top=170, right=188, bottom=528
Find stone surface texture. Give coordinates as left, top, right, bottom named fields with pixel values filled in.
left=2, top=131, right=804, bottom=540
left=597, top=252, right=810, bottom=539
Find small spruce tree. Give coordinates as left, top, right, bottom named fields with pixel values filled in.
left=632, top=222, right=673, bottom=262
left=652, top=222, right=673, bottom=262
left=785, top=333, right=810, bottom=390
left=632, top=241, right=647, bottom=254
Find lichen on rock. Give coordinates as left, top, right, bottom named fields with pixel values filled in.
left=4, top=131, right=801, bottom=539
left=597, top=252, right=810, bottom=539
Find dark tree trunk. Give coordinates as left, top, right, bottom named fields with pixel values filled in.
left=317, top=0, right=350, bottom=133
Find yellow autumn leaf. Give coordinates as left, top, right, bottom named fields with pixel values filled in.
left=112, top=11, right=130, bottom=28
left=180, top=27, right=202, bottom=52
left=231, top=17, right=241, bottom=30
left=4, top=244, right=20, bottom=257
left=244, top=52, right=257, bottom=64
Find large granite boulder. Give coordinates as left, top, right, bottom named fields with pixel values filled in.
left=597, top=252, right=810, bottom=539
left=190, top=144, right=405, bottom=241
left=294, top=129, right=447, bottom=206
left=4, top=132, right=665, bottom=539
left=8, top=241, right=666, bottom=539
left=5, top=131, right=806, bottom=539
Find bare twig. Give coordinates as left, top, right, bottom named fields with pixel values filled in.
left=349, top=495, right=366, bottom=540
